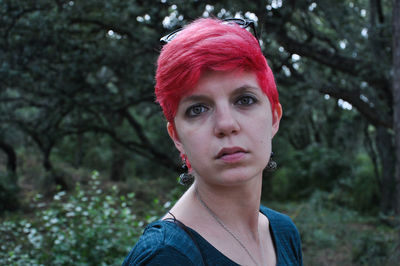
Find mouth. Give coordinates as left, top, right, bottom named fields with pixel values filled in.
left=216, top=147, right=247, bottom=159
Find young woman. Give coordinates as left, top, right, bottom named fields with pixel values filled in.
left=123, top=18, right=303, bottom=266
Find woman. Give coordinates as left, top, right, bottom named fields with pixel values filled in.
left=123, top=18, right=303, bottom=266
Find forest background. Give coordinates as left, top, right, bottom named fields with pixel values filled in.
left=1, top=0, right=399, bottom=265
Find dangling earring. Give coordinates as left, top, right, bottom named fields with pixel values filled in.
left=266, top=152, right=277, bottom=171
left=179, top=158, right=194, bottom=185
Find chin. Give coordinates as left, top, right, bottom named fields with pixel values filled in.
left=216, top=168, right=263, bottom=186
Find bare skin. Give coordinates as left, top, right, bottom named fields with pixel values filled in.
left=163, top=182, right=277, bottom=266
left=165, top=70, right=282, bottom=266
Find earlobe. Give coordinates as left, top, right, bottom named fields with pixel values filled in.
left=167, top=122, right=185, bottom=153
left=272, top=103, right=282, bottom=137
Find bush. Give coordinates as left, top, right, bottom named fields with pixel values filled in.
left=0, top=171, right=149, bottom=265
left=352, top=233, right=392, bottom=265
left=324, top=153, right=380, bottom=214
left=269, top=192, right=396, bottom=266
left=270, top=144, right=351, bottom=200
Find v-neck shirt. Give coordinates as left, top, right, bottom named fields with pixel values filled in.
left=123, top=205, right=303, bottom=266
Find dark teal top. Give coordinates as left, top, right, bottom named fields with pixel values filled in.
left=123, top=206, right=303, bottom=265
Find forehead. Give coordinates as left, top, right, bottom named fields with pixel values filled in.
left=189, top=70, right=260, bottom=96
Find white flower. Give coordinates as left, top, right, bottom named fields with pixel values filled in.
left=147, top=216, right=157, bottom=223
left=63, top=203, right=74, bottom=211
left=54, top=191, right=66, bottom=200
left=35, top=194, right=43, bottom=200
left=66, top=212, right=75, bottom=217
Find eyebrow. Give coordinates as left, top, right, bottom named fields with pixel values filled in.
left=180, top=85, right=261, bottom=104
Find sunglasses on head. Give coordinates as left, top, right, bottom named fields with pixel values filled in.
left=160, top=18, right=260, bottom=46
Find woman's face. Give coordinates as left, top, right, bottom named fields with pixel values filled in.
left=168, top=70, right=282, bottom=186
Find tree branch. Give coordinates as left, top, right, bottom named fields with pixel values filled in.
left=319, top=86, right=392, bottom=128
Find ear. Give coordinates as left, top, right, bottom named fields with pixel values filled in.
left=272, top=103, right=282, bottom=137
left=167, top=122, right=185, bottom=154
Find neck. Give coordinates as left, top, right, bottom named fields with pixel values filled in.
left=192, top=175, right=263, bottom=239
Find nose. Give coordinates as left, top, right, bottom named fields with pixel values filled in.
left=214, top=105, right=240, bottom=138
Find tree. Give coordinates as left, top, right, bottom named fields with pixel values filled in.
left=257, top=0, right=394, bottom=212
left=0, top=0, right=180, bottom=187
left=393, top=0, right=400, bottom=215
left=176, top=0, right=395, bottom=211
left=0, top=0, right=395, bottom=214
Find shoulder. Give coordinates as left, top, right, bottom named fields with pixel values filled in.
left=260, top=205, right=303, bottom=265
left=260, top=205, right=299, bottom=236
left=123, top=220, right=200, bottom=266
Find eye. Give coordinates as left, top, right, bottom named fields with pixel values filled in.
left=236, top=95, right=257, bottom=106
left=186, top=104, right=208, bottom=117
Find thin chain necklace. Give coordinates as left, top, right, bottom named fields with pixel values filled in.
left=195, top=188, right=260, bottom=266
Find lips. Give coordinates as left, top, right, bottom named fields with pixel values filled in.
left=216, top=147, right=247, bottom=162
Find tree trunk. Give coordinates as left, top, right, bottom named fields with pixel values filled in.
left=42, top=145, right=68, bottom=191
left=394, top=0, right=400, bottom=214
left=0, top=141, right=17, bottom=174
left=0, top=141, right=19, bottom=212
left=376, top=126, right=396, bottom=213
left=43, top=146, right=53, bottom=172
left=110, top=141, right=126, bottom=182
left=392, top=0, right=400, bottom=258
left=74, top=133, right=84, bottom=168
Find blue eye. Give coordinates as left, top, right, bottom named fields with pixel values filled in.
left=236, top=95, right=257, bottom=106
left=186, top=104, right=208, bottom=117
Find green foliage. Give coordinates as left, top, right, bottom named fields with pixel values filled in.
left=0, top=0, right=397, bottom=264
left=0, top=171, right=146, bottom=265
left=269, top=191, right=396, bottom=266
left=0, top=172, right=396, bottom=265
left=268, top=138, right=381, bottom=214
left=352, top=233, right=393, bottom=265
left=0, top=0, right=396, bottom=213
left=270, top=144, right=351, bottom=200
left=329, top=153, right=380, bottom=214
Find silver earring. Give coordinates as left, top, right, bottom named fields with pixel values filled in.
left=266, top=152, right=277, bottom=171
left=179, top=161, right=194, bottom=185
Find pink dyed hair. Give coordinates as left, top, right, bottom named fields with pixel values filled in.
left=155, top=17, right=279, bottom=123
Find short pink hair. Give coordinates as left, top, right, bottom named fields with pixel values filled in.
left=155, top=18, right=279, bottom=123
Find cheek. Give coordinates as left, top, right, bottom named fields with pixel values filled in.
left=252, top=118, right=274, bottom=160
left=254, top=114, right=273, bottom=140
left=177, top=127, right=207, bottom=157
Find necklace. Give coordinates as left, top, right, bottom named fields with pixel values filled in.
left=195, top=188, right=260, bottom=266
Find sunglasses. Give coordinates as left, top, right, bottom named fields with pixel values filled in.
left=160, top=18, right=260, bottom=46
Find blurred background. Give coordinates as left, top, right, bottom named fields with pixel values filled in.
left=0, top=0, right=398, bottom=265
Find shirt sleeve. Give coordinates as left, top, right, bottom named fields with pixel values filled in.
left=123, top=244, right=195, bottom=266
left=260, top=206, right=303, bottom=266
left=292, top=224, right=303, bottom=266
left=122, top=221, right=200, bottom=266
